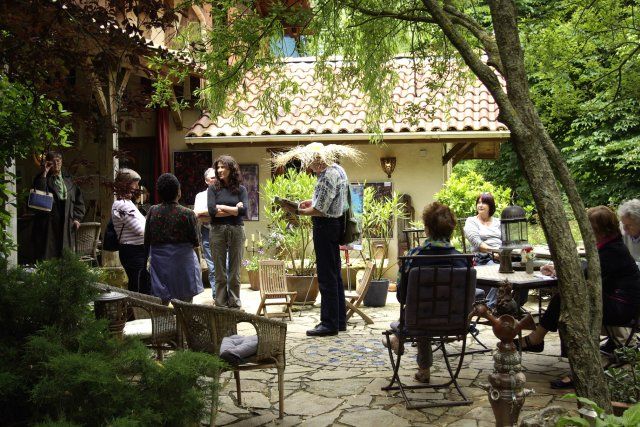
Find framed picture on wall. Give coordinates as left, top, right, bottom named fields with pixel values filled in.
left=350, top=181, right=394, bottom=238
left=240, top=164, right=259, bottom=221
left=173, top=150, right=213, bottom=206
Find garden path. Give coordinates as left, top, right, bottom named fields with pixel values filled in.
left=193, top=285, right=578, bottom=426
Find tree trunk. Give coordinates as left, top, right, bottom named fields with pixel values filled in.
left=420, top=0, right=610, bottom=409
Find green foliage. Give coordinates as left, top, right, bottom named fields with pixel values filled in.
left=261, top=169, right=317, bottom=275
left=0, top=253, right=222, bottom=426
left=360, top=187, right=405, bottom=280
left=557, top=393, right=640, bottom=426
left=605, top=347, right=640, bottom=404
left=0, top=73, right=73, bottom=260
left=434, top=171, right=513, bottom=220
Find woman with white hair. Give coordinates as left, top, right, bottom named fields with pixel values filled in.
left=618, top=199, right=640, bottom=262
left=112, top=168, right=148, bottom=294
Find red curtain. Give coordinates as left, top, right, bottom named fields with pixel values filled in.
left=155, top=108, right=171, bottom=200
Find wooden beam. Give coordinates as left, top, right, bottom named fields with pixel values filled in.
left=89, top=71, right=108, bottom=116
left=452, top=143, right=476, bottom=166
left=170, top=87, right=183, bottom=130
left=442, top=142, right=472, bottom=165
left=117, top=69, right=131, bottom=98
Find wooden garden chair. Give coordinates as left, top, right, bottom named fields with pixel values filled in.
left=345, top=261, right=375, bottom=324
left=256, top=260, right=297, bottom=320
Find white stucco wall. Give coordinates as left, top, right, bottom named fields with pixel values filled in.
left=167, top=138, right=446, bottom=279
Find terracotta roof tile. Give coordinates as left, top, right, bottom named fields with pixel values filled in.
left=186, top=57, right=507, bottom=138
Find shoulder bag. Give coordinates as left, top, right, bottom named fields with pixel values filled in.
left=340, top=185, right=361, bottom=245
left=103, top=218, right=125, bottom=252
left=28, top=189, right=54, bottom=212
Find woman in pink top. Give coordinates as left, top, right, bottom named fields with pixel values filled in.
left=111, top=168, right=148, bottom=294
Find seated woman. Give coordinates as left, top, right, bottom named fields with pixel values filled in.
left=145, top=173, right=204, bottom=304
left=385, top=202, right=481, bottom=383
left=516, top=205, right=640, bottom=388
left=464, top=192, right=502, bottom=307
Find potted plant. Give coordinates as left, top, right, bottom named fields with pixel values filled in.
left=606, top=346, right=640, bottom=415
left=359, top=186, right=405, bottom=307
left=243, top=237, right=267, bottom=291
left=262, top=169, right=319, bottom=304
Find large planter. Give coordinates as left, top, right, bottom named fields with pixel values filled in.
left=286, top=275, right=319, bottom=305
left=248, top=270, right=260, bottom=291
left=364, top=279, right=390, bottom=307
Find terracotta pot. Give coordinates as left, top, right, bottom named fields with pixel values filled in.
left=248, top=270, right=260, bottom=291
left=286, top=275, right=319, bottom=305
left=612, top=401, right=632, bottom=416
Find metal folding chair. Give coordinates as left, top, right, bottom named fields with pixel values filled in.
left=382, top=254, right=477, bottom=409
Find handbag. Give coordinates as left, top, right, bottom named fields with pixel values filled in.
left=28, top=189, right=54, bottom=212
left=340, top=185, right=361, bottom=245
left=102, top=218, right=125, bottom=252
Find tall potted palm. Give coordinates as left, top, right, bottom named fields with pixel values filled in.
left=262, top=169, right=318, bottom=304
left=360, top=187, right=405, bottom=306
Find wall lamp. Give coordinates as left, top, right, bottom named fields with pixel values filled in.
left=380, top=157, right=397, bottom=178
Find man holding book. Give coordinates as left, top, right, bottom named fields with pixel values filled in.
left=277, top=142, right=361, bottom=337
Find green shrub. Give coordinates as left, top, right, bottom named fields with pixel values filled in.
left=434, top=170, right=513, bottom=220
left=0, top=252, right=223, bottom=426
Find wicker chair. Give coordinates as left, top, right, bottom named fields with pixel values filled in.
left=75, top=222, right=101, bottom=265
left=172, top=300, right=287, bottom=423
left=94, top=284, right=180, bottom=360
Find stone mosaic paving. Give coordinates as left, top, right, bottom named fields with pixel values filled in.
left=193, top=285, right=581, bottom=426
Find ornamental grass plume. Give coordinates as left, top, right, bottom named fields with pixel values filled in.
left=271, top=142, right=362, bottom=168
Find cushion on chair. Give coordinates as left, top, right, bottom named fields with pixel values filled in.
left=123, top=319, right=152, bottom=338
left=219, top=334, right=259, bottom=364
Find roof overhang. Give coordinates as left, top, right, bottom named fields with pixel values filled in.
left=185, top=130, right=510, bottom=148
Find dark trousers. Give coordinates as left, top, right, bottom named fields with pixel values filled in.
left=313, top=216, right=345, bottom=331
left=540, top=293, right=636, bottom=332
left=119, top=244, right=150, bottom=295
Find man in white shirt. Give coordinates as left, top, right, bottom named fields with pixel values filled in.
left=194, top=168, right=217, bottom=296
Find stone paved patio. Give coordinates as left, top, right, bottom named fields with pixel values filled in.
left=193, top=285, right=579, bottom=426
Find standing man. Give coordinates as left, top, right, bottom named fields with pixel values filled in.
left=280, top=142, right=360, bottom=337
left=194, top=168, right=217, bottom=297
left=32, top=151, right=85, bottom=260
left=618, top=199, right=640, bottom=262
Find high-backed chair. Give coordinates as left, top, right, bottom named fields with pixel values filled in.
left=256, top=260, right=297, bottom=320
left=345, top=261, right=375, bottom=324
left=382, top=254, right=477, bottom=409
left=172, top=300, right=287, bottom=423
left=75, top=222, right=101, bottom=265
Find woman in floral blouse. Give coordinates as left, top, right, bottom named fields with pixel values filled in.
left=145, top=173, right=203, bottom=304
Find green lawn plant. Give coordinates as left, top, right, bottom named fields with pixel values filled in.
left=360, top=186, right=405, bottom=280
left=0, top=252, right=223, bottom=426
left=606, top=347, right=640, bottom=404
left=261, top=169, right=317, bottom=276
left=557, top=394, right=640, bottom=426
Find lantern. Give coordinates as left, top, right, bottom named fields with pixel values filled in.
left=94, top=291, right=128, bottom=338
left=499, top=205, right=529, bottom=273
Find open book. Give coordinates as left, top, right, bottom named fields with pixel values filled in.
left=274, top=196, right=299, bottom=212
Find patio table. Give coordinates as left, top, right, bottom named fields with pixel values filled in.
left=532, top=244, right=585, bottom=260
left=475, top=264, right=557, bottom=318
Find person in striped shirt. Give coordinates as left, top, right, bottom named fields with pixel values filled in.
left=111, top=168, right=148, bottom=294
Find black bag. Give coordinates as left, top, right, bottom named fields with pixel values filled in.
left=103, top=219, right=124, bottom=252
left=340, top=185, right=361, bottom=245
